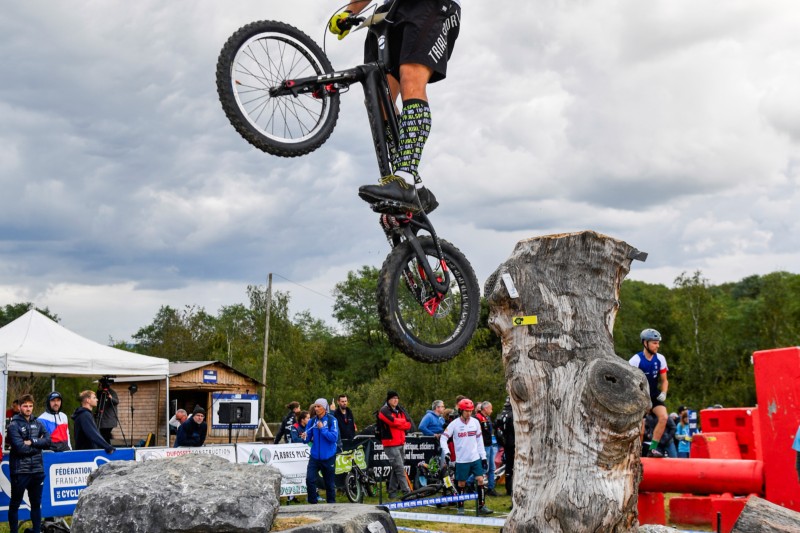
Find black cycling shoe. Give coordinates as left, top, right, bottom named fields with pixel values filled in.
left=359, top=175, right=438, bottom=214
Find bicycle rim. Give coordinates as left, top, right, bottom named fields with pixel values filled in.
left=230, top=31, right=332, bottom=145
left=344, top=471, right=363, bottom=503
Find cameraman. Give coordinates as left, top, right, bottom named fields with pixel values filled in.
left=96, top=377, right=120, bottom=444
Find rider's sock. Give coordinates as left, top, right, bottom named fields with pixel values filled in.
left=649, top=440, right=659, bottom=451
left=395, top=99, right=431, bottom=186
left=478, top=484, right=486, bottom=507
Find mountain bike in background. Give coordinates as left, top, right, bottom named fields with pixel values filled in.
left=216, top=6, right=479, bottom=363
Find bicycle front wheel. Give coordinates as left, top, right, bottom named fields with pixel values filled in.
left=377, top=237, right=480, bottom=363
left=216, top=20, right=340, bottom=157
left=344, top=471, right=363, bottom=503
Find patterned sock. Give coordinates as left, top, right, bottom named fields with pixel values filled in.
left=478, top=484, right=486, bottom=507
left=394, top=99, right=431, bottom=185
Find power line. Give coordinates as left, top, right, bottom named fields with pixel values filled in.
left=272, top=273, right=335, bottom=302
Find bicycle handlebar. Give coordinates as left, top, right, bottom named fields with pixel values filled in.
left=338, top=16, right=365, bottom=31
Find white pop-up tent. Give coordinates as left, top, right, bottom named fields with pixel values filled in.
left=0, top=309, right=171, bottom=443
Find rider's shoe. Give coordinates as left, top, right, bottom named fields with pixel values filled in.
left=457, top=507, right=465, bottom=516
left=648, top=449, right=665, bottom=458
left=478, top=505, right=494, bottom=515
left=359, top=175, right=438, bottom=214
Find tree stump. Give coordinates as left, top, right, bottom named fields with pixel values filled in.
left=731, top=496, right=800, bottom=532
left=485, top=231, right=651, bottom=533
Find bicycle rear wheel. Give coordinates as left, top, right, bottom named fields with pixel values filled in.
left=377, top=237, right=480, bottom=363
left=216, top=20, right=340, bottom=156
left=401, top=484, right=442, bottom=501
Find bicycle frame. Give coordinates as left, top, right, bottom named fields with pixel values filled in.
left=269, top=17, right=452, bottom=298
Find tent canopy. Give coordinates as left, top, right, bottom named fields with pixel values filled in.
left=0, top=310, right=169, bottom=377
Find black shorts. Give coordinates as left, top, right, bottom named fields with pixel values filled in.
left=650, top=396, right=666, bottom=410
left=364, top=0, right=461, bottom=83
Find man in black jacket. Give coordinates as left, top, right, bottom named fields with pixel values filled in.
left=333, top=395, right=357, bottom=441
left=174, top=408, right=207, bottom=447
left=494, top=398, right=515, bottom=496
left=8, top=394, right=51, bottom=533
left=72, top=390, right=115, bottom=453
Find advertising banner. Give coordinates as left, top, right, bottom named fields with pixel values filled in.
left=368, top=436, right=439, bottom=480
left=134, top=444, right=236, bottom=463
left=236, top=443, right=309, bottom=497
left=1, top=448, right=135, bottom=521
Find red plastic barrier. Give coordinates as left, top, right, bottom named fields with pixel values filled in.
left=668, top=495, right=713, bottom=525
left=639, top=458, right=763, bottom=495
left=637, top=492, right=665, bottom=525
left=753, top=347, right=800, bottom=512
left=699, top=408, right=762, bottom=460
left=711, top=495, right=749, bottom=533
left=689, top=432, right=742, bottom=459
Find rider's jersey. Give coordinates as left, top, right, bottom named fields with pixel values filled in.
left=440, top=416, right=486, bottom=463
left=629, top=351, right=668, bottom=398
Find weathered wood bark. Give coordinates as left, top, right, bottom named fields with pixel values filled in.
left=731, top=496, right=800, bottom=532
left=486, top=231, right=651, bottom=533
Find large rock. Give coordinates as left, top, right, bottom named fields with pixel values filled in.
left=71, top=454, right=281, bottom=533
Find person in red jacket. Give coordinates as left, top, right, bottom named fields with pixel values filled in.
left=377, top=390, right=412, bottom=498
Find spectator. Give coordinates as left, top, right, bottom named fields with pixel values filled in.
left=290, top=411, right=310, bottom=443
left=95, top=377, right=120, bottom=444
left=72, top=390, right=115, bottom=453
left=169, top=409, right=188, bottom=434
left=38, top=391, right=71, bottom=451
left=495, top=397, right=514, bottom=496
left=475, top=401, right=498, bottom=496
left=418, top=400, right=446, bottom=438
left=274, top=401, right=301, bottom=444
left=6, top=398, right=20, bottom=419
left=629, top=328, right=670, bottom=458
left=377, top=390, right=412, bottom=499
left=333, top=395, right=357, bottom=441
left=440, top=398, right=492, bottom=515
left=304, top=398, right=339, bottom=504
left=175, top=408, right=207, bottom=447
left=8, top=394, right=51, bottom=533
left=675, top=410, right=692, bottom=458
left=792, top=424, right=800, bottom=483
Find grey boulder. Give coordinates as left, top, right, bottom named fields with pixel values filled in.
left=71, top=453, right=281, bottom=533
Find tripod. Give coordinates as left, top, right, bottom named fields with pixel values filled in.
left=96, top=384, right=129, bottom=447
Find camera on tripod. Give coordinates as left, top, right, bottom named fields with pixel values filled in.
left=98, top=376, right=116, bottom=390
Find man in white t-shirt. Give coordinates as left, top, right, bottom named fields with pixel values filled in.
left=440, top=398, right=493, bottom=515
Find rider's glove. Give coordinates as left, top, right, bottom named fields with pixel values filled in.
left=328, top=11, right=353, bottom=40
left=444, top=453, right=451, bottom=464
left=656, top=392, right=667, bottom=403
left=481, top=459, right=488, bottom=471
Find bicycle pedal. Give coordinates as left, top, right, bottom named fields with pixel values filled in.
left=370, top=200, right=417, bottom=215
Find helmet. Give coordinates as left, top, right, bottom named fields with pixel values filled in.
left=457, top=398, right=475, bottom=412
left=47, top=391, right=63, bottom=402
left=640, top=328, right=662, bottom=342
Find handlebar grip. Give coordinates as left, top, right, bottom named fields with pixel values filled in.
left=339, top=16, right=365, bottom=30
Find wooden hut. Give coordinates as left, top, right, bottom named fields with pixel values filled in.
left=113, top=361, right=263, bottom=446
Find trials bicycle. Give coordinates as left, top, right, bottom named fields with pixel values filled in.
left=216, top=5, right=480, bottom=363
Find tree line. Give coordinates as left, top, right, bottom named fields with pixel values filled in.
left=4, top=269, right=798, bottom=427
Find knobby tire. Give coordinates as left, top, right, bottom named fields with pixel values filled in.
left=377, top=237, right=480, bottom=363
left=216, top=20, right=340, bottom=157
left=344, top=470, right=363, bottom=503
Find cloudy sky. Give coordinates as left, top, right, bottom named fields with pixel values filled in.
left=1, top=1, right=799, bottom=343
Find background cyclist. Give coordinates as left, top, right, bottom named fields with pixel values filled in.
left=629, top=328, right=670, bottom=458
left=440, top=398, right=493, bottom=515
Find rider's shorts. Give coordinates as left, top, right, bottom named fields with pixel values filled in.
left=364, top=0, right=461, bottom=83
left=455, top=459, right=484, bottom=482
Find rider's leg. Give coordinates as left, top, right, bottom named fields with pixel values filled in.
left=394, top=63, right=433, bottom=186
left=649, top=405, right=669, bottom=455
left=456, top=481, right=466, bottom=513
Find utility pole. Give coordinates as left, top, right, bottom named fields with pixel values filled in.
left=258, top=273, right=272, bottom=435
